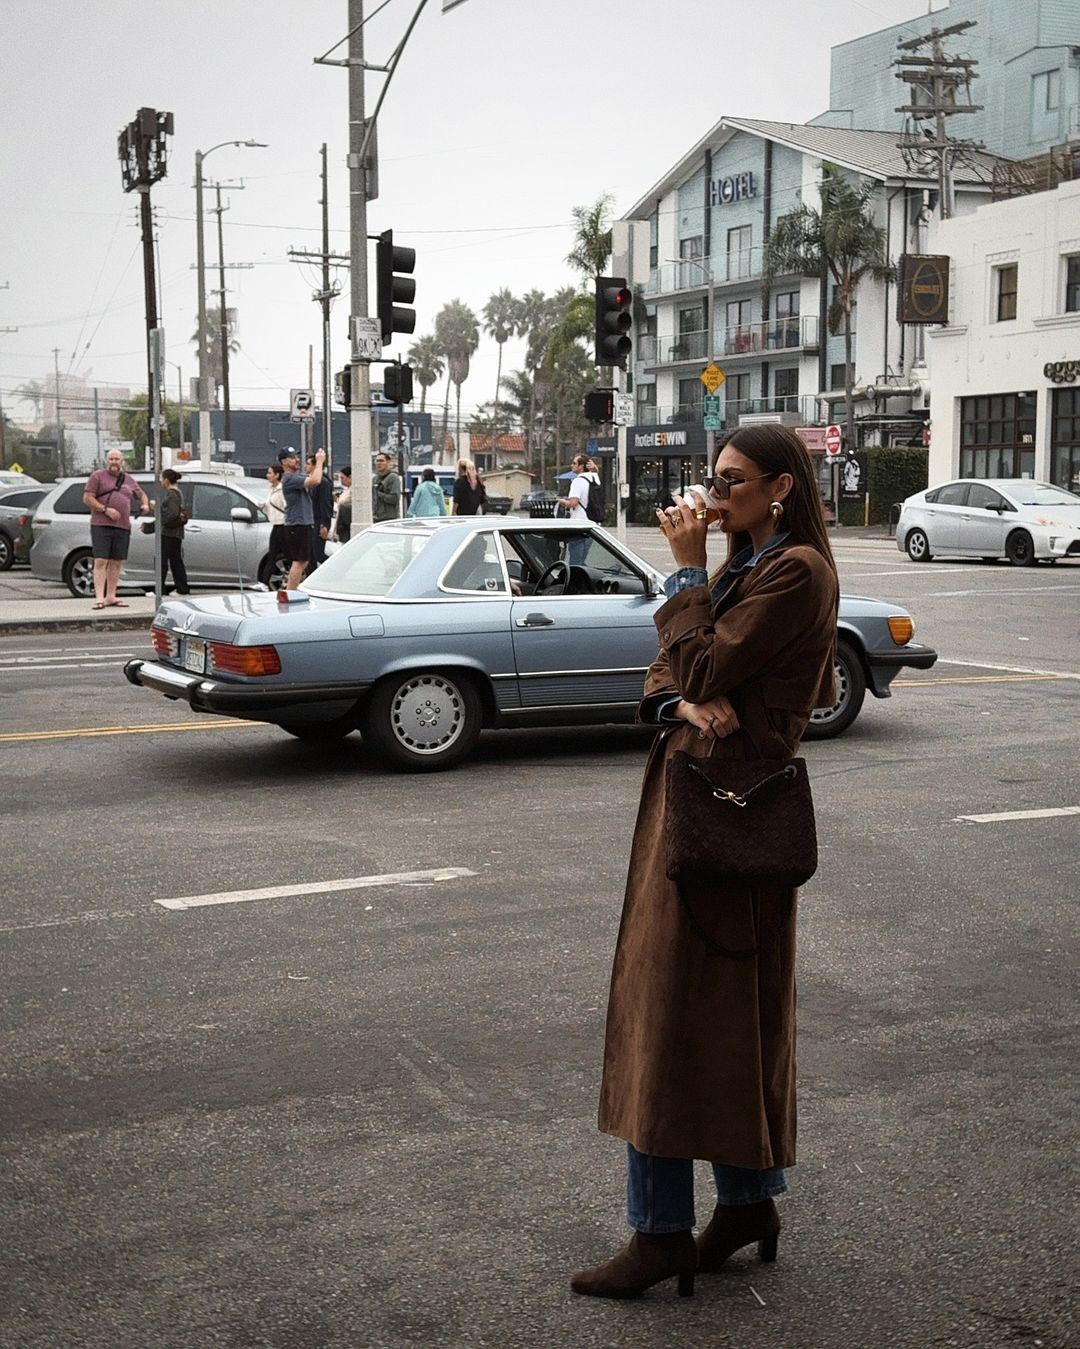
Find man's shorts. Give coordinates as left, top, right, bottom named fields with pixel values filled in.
left=90, top=525, right=130, bottom=561
left=282, top=524, right=312, bottom=564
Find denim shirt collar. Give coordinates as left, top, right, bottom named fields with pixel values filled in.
left=728, top=530, right=791, bottom=574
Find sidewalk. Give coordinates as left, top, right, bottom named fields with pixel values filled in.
left=0, top=572, right=158, bottom=635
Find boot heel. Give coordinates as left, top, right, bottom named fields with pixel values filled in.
left=677, top=1271, right=695, bottom=1297
left=758, top=1233, right=778, bottom=1263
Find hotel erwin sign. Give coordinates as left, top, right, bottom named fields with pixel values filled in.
left=897, top=254, right=950, bottom=324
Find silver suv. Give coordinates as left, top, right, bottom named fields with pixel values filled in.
left=30, top=471, right=285, bottom=596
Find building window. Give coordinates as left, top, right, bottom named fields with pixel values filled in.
left=649, top=243, right=658, bottom=270
left=724, top=298, right=753, bottom=353
left=726, top=225, right=752, bottom=280
left=995, top=264, right=1018, bottom=321
left=679, top=236, right=703, bottom=260
left=1031, top=69, right=1061, bottom=142
left=1051, top=388, right=1080, bottom=494
left=959, top=392, right=1036, bottom=478
left=775, top=291, right=799, bottom=318
left=678, top=377, right=703, bottom=419
left=678, top=306, right=704, bottom=335
left=774, top=368, right=799, bottom=400
left=1065, top=256, right=1080, bottom=314
left=830, top=363, right=852, bottom=390
left=725, top=371, right=752, bottom=424
left=637, top=382, right=656, bottom=407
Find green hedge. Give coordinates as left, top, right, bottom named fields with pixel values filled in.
left=833, top=446, right=929, bottom=526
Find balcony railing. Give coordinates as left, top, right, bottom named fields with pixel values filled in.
left=639, top=316, right=819, bottom=369
left=636, top=395, right=820, bottom=429
left=645, top=246, right=770, bottom=296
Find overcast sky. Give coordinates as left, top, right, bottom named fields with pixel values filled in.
left=1, top=0, right=941, bottom=431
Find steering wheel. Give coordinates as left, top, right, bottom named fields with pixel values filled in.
left=536, top=560, right=570, bottom=595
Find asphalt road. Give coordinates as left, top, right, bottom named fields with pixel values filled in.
left=1, top=541, right=1077, bottom=1349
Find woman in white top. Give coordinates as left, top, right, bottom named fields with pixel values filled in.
left=265, top=463, right=287, bottom=569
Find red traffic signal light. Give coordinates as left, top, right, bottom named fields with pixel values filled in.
left=594, top=276, right=632, bottom=369
left=376, top=229, right=417, bottom=345
left=584, top=389, right=614, bottom=422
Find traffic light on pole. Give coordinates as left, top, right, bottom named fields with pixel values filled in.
left=334, top=366, right=352, bottom=407
left=594, top=275, right=632, bottom=369
left=584, top=389, right=614, bottom=422
left=383, top=363, right=414, bottom=406
left=375, top=229, right=416, bottom=345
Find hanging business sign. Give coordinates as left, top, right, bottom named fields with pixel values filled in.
left=897, top=254, right=950, bottom=324
left=839, top=452, right=868, bottom=501
left=710, top=172, right=756, bottom=207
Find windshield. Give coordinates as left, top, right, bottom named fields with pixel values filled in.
left=1000, top=482, right=1080, bottom=506
left=237, top=477, right=271, bottom=503
left=303, top=528, right=428, bottom=597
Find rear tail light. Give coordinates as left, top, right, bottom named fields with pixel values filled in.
left=887, top=615, right=914, bottom=645
left=208, top=642, right=282, bottom=676
left=151, top=625, right=179, bottom=659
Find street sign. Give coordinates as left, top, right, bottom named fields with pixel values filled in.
left=290, top=389, right=315, bottom=423
left=614, top=392, right=634, bottom=426
left=824, top=423, right=843, bottom=456
left=351, top=316, right=382, bottom=363
left=703, top=415, right=723, bottom=431
left=8, top=461, right=23, bottom=474
left=703, top=394, right=722, bottom=415
left=700, top=362, right=725, bottom=393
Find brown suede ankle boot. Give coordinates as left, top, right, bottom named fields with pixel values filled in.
left=696, top=1198, right=781, bottom=1273
left=570, top=1230, right=697, bottom=1299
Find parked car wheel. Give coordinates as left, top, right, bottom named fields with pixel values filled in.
left=363, top=670, right=482, bottom=772
left=0, top=531, right=14, bottom=570
left=904, top=528, right=932, bottom=562
left=1005, top=529, right=1036, bottom=567
left=278, top=711, right=359, bottom=745
left=803, top=639, right=866, bottom=740
left=63, top=548, right=95, bottom=597
left=258, top=554, right=289, bottom=590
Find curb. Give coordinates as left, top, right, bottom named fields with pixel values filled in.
left=0, top=615, right=154, bottom=637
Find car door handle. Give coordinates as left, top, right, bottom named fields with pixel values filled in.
left=515, top=613, right=554, bottom=628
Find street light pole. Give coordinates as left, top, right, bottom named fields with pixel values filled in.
left=194, top=139, right=266, bottom=469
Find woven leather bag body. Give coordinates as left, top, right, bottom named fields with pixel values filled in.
left=664, top=751, right=818, bottom=888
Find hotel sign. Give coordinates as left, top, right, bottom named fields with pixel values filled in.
left=633, top=429, right=689, bottom=449
left=710, top=172, right=756, bottom=206
left=897, top=254, right=950, bottom=324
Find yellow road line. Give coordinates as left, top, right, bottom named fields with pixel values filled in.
left=895, top=674, right=1063, bottom=687
left=0, top=719, right=258, bottom=744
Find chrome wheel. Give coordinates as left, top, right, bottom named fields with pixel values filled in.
left=365, top=671, right=482, bottom=771
left=64, top=549, right=95, bottom=597
left=804, top=640, right=866, bottom=739
left=904, top=528, right=931, bottom=562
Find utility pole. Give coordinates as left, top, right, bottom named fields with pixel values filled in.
left=348, top=0, right=374, bottom=532
left=214, top=183, right=233, bottom=441
left=0, top=310, right=17, bottom=469
left=53, top=347, right=65, bottom=477
left=895, top=19, right=983, bottom=221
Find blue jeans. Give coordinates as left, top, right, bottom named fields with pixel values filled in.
left=626, top=1144, right=788, bottom=1233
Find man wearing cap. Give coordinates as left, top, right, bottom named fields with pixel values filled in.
left=279, top=446, right=325, bottom=590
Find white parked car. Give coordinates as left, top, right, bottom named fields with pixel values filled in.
left=897, top=479, right=1080, bottom=565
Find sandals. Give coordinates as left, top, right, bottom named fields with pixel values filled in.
left=92, top=601, right=107, bottom=610
left=106, top=600, right=129, bottom=608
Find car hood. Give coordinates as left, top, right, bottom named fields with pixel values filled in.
left=152, top=591, right=383, bottom=644
left=838, top=592, right=906, bottom=617
left=1018, top=508, right=1080, bottom=529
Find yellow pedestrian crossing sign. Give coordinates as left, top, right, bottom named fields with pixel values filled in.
left=700, top=363, right=725, bottom=393
left=8, top=462, right=23, bottom=473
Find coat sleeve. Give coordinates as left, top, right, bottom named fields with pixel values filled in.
left=654, top=552, right=832, bottom=704
left=160, top=491, right=180, bottom=528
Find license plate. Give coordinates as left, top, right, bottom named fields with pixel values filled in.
left=183, top=639, right=206, bottom=674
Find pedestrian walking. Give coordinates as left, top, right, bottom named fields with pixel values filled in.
left=158, top=469, right=190, bottom=595
left=451, top=458, right=485, bottom=515
left=572, top=425, right=839, bottom=1301
left=307, top=451, right=334, bottom=570
left=335, top=465, right=352, bottom=542
left=82, top=447, right=150, bottom=608
left=264, top=463, right=287, bottom=574
left=279, top=446, right=325, bottom=591
left=407, top=467, right=447, bottom=517
left=373, top=452, right=402, bottom=522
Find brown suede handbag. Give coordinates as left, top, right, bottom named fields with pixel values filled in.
left=664, top=750, right=818, bottom=889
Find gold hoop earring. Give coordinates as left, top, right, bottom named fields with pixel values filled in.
left=769, top=500, right=784, bottom=522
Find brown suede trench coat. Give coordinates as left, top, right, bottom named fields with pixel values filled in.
left=597, top=541, right=839, bottom=1168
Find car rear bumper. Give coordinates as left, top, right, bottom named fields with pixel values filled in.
left=124, top=658, right=372, bottom=715
left=865, top=642, right=937, bottom=697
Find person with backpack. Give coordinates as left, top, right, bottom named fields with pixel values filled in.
left=558, top=454, right=604, bottom=523
left=82, top=447, right=151, bottom=608
left=158, top=468, right=190, bottom=596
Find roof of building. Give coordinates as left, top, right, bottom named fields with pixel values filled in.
left=623, top=116, right=1008, bottom=219
left=469, top=432, right=525, bottom=453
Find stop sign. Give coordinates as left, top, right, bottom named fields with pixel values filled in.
left=824, top=424, right=843, bottom=456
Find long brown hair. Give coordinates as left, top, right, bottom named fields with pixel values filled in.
left=712, top=425, right=837, bottom=582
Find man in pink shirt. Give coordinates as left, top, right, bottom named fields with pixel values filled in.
left=82, top=448, right=150, bottom=608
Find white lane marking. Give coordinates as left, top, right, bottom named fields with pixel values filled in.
left=954, top=807, right=1080, bottom=824
left=1, top=663, right=134, bottom=673
left=842, top=568, right=980, bottom=578
left=925, top=584, right=1080, bottom=598
left=0, top=653, right=134, bottom=666
left=937, top=657, right=1080, bottom=681
left=155, top=867, right=477, bottom=911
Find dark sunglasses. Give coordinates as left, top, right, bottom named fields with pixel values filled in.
left=706, top=471, right=775, bottom=501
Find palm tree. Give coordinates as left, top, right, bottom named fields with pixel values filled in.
left=406, top=334, right=444, bottom=414
left=434, top=300, right=480, bottom=452
left=14, top=380, right=45, bottom=420
left=762, top=164, right=894, bottom=452
left=482, top=288, right=519, bottom=445
left=566, top=193, right=615, bottom=279
left=189, top=313, right=240, bottom=405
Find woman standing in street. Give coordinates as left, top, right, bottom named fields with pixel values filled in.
left=159, top=469, right=190, bottom=596
left=264, top=463, right=287, bottom=574
left=407, top=466, right=447, bottom=517
left=451, top=458, right=485, bottom=515
left=572, top=425, right=839, bottom=1301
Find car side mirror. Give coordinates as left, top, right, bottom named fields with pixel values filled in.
left=231, top=506, right=254, bottom=523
